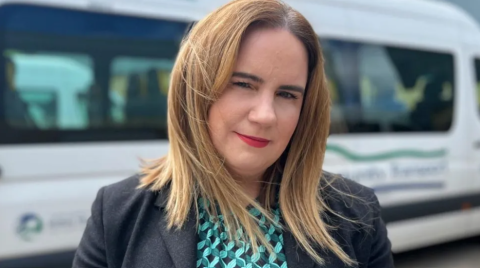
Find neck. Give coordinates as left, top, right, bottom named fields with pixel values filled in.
left=233, top=172, right=264, bottom=200
left=239, top=179, right=263, bottom=200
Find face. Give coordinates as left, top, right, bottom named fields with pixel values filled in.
left=208, top=27, right=308, bottom=180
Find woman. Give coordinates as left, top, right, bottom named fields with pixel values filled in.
left=73, top=0, right=394, bottom=267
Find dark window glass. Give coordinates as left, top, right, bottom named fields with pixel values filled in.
left=322, top=38, right=454, bottom=134
left=109, top=57, right=172, bottom=129
left=0, top=4, right=189, bottom=144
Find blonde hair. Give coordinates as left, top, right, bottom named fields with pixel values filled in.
left=140, top=0, right=355, bottom=265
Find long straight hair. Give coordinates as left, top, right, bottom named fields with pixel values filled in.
left=140, top=0, right=354, bottom=265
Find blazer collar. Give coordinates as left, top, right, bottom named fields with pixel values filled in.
left=153, top=186, right=315, bottom=268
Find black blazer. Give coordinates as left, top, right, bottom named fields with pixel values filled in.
left=73, top=172, right=394, bottom=268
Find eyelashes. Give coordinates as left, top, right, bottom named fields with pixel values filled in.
left=232, top=81, right=252, bottom=89
left=232, top=81, right=298, bottom=100
left=277, top=91, right=297, bottom=99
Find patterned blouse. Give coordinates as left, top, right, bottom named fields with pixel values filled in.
left=196, top=198, right=288, bottom=268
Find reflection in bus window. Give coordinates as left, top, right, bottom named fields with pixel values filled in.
left=17, top=91, right=57, bottom=129
left=322, top=38, right=454, bottom=134
left=475, top=59, right=480, bottom=115
left=4, top=52, right=93, bottom=129
left=109, top=57, right=173, bottom=128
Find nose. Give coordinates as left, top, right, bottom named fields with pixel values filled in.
left=248, top=92, right=277, bottom=126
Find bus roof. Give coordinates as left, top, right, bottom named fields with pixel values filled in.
left=0, top=0, right=479, bottom=41
left=329, top=0, right=480, bottom=31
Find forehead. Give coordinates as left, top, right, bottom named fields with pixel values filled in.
left=235, top=27, right=308, bottom=83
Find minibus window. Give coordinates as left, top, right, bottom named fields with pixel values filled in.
left=4, top=52, right=93, bottom=130
left=108, top=57, right=173, bottom=129
left=0, top=4, right=189, bottom=144
left=322, top=38, right=454, bottom=134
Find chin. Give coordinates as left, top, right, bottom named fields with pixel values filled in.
left=228, top=159, right=270, bottom=176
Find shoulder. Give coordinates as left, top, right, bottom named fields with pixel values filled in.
left=97, top=174, right=158, bottom=221
left=320, top=170, right=379, bottom=221
left=319, top=170, right=382, bottom=243
left=321, top=170, right=375, bottom=198
left=75, top=174, right=164, bottom=267
left=101, top=173, right=150, bottom=201
left=99, top=174, right=147, bottom=200
left=92, top=174, right=162, bottom=243
left=319, top=171, right=394, bottom=266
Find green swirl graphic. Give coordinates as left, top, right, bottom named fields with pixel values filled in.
left=326, top=144, right=447, bottom=162
left=17, top=214, right=43, bottom=242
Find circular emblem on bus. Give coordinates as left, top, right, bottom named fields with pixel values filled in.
left=16, top=213, right=43, bottom=242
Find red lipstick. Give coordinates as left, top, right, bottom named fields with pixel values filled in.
left=235, top=133, right=270, bottom=148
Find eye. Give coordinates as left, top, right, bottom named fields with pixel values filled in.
left=277, top=91, right=298, bottom=99
left=232, top=81, right=252, bottom=89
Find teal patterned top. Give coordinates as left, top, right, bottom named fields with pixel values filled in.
left=196, top=198, right=288, bottom=268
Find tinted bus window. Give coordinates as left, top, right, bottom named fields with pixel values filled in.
left=322, top=39, right=454, bottom=134
left=109, top=57, right=172, bottom=129
left=5, top=52, right=93, bottom=129
left=0, top=4, right=189, bottom=144
left=475, top=59, right=480, bottom=115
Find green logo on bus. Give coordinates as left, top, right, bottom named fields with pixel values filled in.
left=17, top=213, right=43, bottom=242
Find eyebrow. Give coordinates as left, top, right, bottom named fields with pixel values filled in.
left=232, top=72, right=305, bottom=94
left=232, top=72, right=264, bottom=83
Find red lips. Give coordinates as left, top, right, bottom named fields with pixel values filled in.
left=235, top=132, right=270, bottom=148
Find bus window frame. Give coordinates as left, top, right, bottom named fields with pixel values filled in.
left=474, top=58, right=480, bottom=119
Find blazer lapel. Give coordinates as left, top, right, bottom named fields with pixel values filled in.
left=283, top=230, right=316, bottom=268
left=155, top=188, right=197, bottom=268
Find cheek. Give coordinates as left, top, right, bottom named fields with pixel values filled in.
left=207, top=97, right=238, bottom=147
left=208, top=104, right=224, bottom=141
left=208, top=91, right=248, bottom=132
left=277, top=106, right=302, bottom=144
